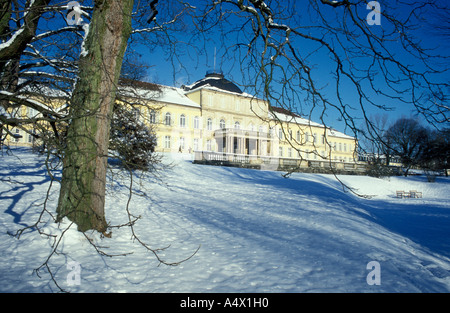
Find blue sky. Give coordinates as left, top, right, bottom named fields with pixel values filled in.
left=130, top=1, right=449, bottom=135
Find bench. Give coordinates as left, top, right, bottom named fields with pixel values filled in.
left=396, top=190, right=422, bottom=198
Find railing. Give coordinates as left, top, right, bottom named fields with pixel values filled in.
left=194, top=151, right=366, bottom=173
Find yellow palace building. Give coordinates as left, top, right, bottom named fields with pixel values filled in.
left=2, top=71, right=361, bottom=172
left=141, top=71, right=360, bottom=172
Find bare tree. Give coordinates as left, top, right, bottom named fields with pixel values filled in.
left=55, top=0, right=135, bottom=233
left=385, top=117, right=429, bottom=176
left=1, top=1, right=197, bottom=291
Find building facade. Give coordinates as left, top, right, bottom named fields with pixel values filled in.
left=2, top=71, right=359, bottom=172
left=144, top=71, right=359, bottom=171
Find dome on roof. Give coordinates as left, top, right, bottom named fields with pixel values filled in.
left=183, top=71, right=243, bottom=94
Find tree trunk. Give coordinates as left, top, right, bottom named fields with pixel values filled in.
left=56, top=0, right=134, bottom=232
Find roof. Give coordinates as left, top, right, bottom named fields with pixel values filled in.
left=118, top=79, right=200, bottom=108
left=327, top=128, right=355, bottom=140
left=269, top=106, right=323, bottom=127
left=182, top=71, right=243, bottom=94
left=156, top=86, right=200, bottom=108
left=270, top=106, right=356, bottom=140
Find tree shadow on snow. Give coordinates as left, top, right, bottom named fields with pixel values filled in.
left=0, top=149, right=55, bottom=229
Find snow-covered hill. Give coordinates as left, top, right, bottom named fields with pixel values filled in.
left=1, top=148, right=449, bottom=292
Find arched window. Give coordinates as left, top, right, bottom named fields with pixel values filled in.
left=180, top=114, right=186, bottom=127
left=234, top=121, right=240, bottom=129
left=207, top=118, right=213, bottom=130
left=165, top=112, right=171, bottom=126
left=149, top=110, right=156, bottom=124
left=220, top=119, right=226, bottom=129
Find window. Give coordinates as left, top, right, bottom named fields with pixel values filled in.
left=15, top=128, right=20, bottom=142
left=27, top=107, right=37, bottom=118
left=206, top=140, right=212, bottom=151
left=313, top=133, right=317, bottom=143
left=234, top=121, right=240, bottom=129
left=278, top=128, right=283, bottom=140
left=220, top=119, right=226, bottom=129
left=194, top=116, right=200, bottom=129
left=208, top=94, right=213, bottom=106
left=164, top=136, right=171, bottom=149
left=289, top=130, right=293, bottom=140
left=305, top=132, right=309, bottom=142
left=180, top=114, right=186, bottom=128
left=193, top=138, right=199, bottom=151
left=132, top=108, right=140, bottom=121
left=279, top=147, right=283, bottom=157
left=296, top=130, right=301, bottom=142
left=149, top=110, right=156, bottom=124
left=259, top=126, right=264, bottom=133
left=207, top=118, right=213, bottom=130
left=179, top=137, right=185, bottom=150
left=288, top=148, right=292, bottom=158
left=165, top=112, right=171, bottom=126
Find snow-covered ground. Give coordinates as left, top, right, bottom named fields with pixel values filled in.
left=1, top=148, right=449, bottom=293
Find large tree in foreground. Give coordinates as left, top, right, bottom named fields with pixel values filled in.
left=56, top=0, right=134, bottom=232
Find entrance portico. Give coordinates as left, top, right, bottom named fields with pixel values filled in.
left=214, top=128, right=275, bottom=157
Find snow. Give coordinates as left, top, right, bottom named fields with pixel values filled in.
left=270, top=110, right=324, bottom=128
left=0, top=28, right=25, bottom=51
left=156, top=86, right=201, bottom=108
left=120, top=85, right=201, bottom=108
left=80, top=23, right=90, bottom=58
left=1, top=148, right=450, bottom=293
